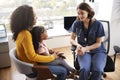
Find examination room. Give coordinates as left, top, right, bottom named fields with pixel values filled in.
left=0, top=0, right=120, bottom=80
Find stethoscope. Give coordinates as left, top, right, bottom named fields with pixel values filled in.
left=76, top=19, right=92, bottom=42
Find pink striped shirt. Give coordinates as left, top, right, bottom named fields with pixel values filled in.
left=37, top=42, right=49, bottom=55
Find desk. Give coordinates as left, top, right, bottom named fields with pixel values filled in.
left=0, top=37, right=11, bottom=68
left=47, top=28, right=70, bottom=38
left=43, top=28, right=71, bottom=48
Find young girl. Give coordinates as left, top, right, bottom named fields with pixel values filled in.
left=31, top=26, right=77, bottom=77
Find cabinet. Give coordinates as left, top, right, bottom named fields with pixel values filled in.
left=0, top=37, right=11, bottom=68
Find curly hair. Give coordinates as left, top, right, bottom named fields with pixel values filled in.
left=77, top=2, right=95, bottom=19
left=10, top=5, right=35, bottom=41
left=31, top=26, right=45, bottom=51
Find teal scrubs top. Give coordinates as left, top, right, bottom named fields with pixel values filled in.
left=71, top=19, right=106, bottom=53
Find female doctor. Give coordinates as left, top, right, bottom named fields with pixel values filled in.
left=70, top=2, right=107, bottom=80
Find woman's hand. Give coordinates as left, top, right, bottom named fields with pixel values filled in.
left=78, top=47, right=87, bottom=55
left=52, top=51, right=59, bottom=59
left=56, top=52, right=66, bottom=59
left=77, top=45, right=88, bottom=56
left=52, top=51, right=66, bottom=59
left=76, top=44, right=82, bottom=54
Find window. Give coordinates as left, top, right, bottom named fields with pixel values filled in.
left=0, top=24, right=7, bottom=38
left=0, top=0, right=83, bottom=35
left=0, top=0, right=114, bottom=35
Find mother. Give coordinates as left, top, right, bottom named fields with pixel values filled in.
left=10, top=4, right=67, bottom=80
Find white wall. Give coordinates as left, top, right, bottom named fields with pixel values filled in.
left=44, top=35, right=71, bottom=48
left=8, top=34, right=16, bottom=50
left=110, top=0, right=120, bottom=54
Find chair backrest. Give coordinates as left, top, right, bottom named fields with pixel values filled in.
left=64, top=16, right=76, bottom=31
left=99, top=20, right=110, bottom=54
left=9, top=47, right=34, bottom=74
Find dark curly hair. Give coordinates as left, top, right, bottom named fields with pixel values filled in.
left=10, top=5, right=35, bottom=41
left=31, top=26, right=45, bottom=51
left=77, top=2, right=95, bottom=19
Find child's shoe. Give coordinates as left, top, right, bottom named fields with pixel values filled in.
left=67, top=73, right=74, bottom=79
left=72, top=70, right=79, bottom=75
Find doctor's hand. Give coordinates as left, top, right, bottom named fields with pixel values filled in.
left=76, top=44, right=82, bottom=55
left=77, top=47, right=87, bottom=56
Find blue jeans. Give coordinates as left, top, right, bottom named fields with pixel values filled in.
left=48, top=65, right=67, bottom=80
left=26, top=65, right=67, bottom=80
left=77, top=52, right=107, bottom=80
left=47, top=58, right=74, bottom=72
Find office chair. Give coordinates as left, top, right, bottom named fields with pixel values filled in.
left=9, top=47, right=56, bottom=80
left=64, top=16, right=119, bottom=79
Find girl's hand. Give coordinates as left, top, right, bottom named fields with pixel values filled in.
left=49, top=49, right=55, bottom=54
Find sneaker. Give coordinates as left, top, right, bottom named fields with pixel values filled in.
left=72, top=70, right=78, bottom=75
left=26, top=76, right=37, bottom=80
left=67, top=73, right=74, bottom=79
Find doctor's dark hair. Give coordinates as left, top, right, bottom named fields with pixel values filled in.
left=31, top=26, right=45, bottom=51
left=77, top=2, right=95, bottom=19
left=10, top=5, right=35, bottom=41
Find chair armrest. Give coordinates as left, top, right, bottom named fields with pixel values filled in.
left=113, top=46, right=120, bottom=53
left=113, top=45, right=120, bottom=64
left=71, top=45, right=77, bottom=51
